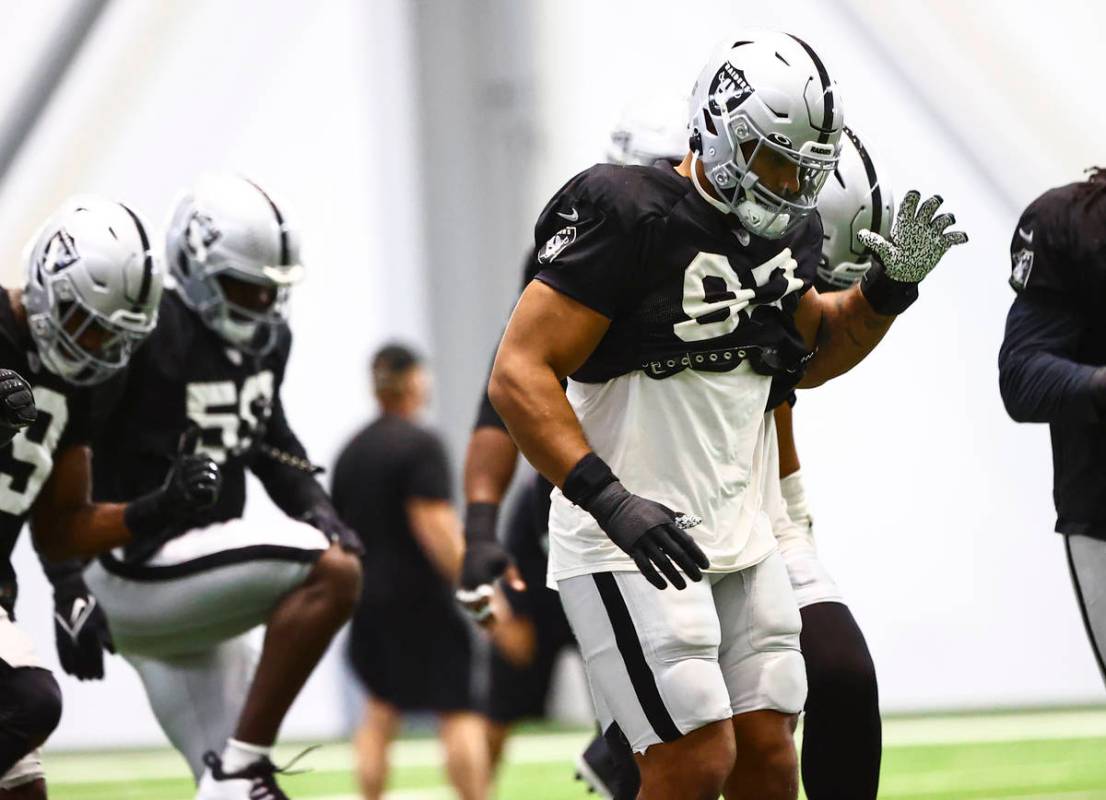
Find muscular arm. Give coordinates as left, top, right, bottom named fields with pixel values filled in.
left=773, top=402, right=801, bottom=478
left=406, top=497, right=464, bottom=584
left=488, top=280, right=609, bottom=488
left=998, top=293, right=1105, bottom=423
left=30, top=445, right=131, bottom=561
left=795, top=284, right=895, bottom=388
left=464, top=426, right=519, bottom=505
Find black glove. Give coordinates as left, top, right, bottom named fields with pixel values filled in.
left=300, top=503, right=364, bottom=556
left=52, top=572, right=114, bottom=681
left=564, top=453, right=710, bottom=590
left=459, top=502, right=509, bottom=590
left=0, top=369, right=36, bottom=446
left=124, top=427, right=221, bottom=540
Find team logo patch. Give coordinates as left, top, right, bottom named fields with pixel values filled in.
left=184, top=211, right=221, bottom=261
left=707, top=62, right=753, bottom=116
left=40, top=229, right=79, bottom=273
left=1010, top=247, right=1034, bottom=290
left=537, top=226, right=576, bottom=264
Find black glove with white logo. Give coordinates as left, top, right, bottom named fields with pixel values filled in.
left=124, top=426, right=222, bottom=540
left=51, top=571, right=114, bottom=680
left=299, top=503, right=364, bottom=557
left=0, top=369, right=36, bottom=446
left=563, top=453, right=709, bottom=590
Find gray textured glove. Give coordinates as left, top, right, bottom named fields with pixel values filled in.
left=858, top=190, right=968, bottom=283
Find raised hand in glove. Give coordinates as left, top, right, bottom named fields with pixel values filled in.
left=564, top=453, right=709, bottom=590
left=857, top=190, right=969, bottom=315
left=456, top=503, right=525, bottom=625
left=0, top=369, right=36, bottom=447
left=52, top=571, right=114, bottom=680
left=124, top=426, right=222, bottom=540
left=300, top=504, right=364, bottom=556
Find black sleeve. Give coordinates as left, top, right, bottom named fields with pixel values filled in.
left=998, top=292, right=1102, bottom=424
left=251, top=392, right=329, bottom=517
left=404, top=432, right=452, bottom=502
left=473, top=352, right=507, bottom=432
left=793, top=213, right=823, bottom=287
left=532, top=170, right=635, bottom=318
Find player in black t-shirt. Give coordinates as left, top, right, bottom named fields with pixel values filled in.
left=334, top=344, right=488, bottom=800
left=0, top=196, right=191, bottom=798
left=81, top=174, right=362, bottom=800
left=458, top=94, right=688, bottom=799
left=999, top=168, right=1106, bottom=686
left=491, top=33, right=967, bottom=800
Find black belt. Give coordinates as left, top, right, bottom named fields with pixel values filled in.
left=642, top=344, right=809, bottom=380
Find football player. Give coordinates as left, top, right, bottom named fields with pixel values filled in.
left=774, top=127, right=892, bottom=799
left=4, top=197, right=180, bottom=798
left=999, top=168, right=1106, bottom=688
left=80, top=174, right=363, bottom=800
left=458, top=93, right=686, bottom=800
left=489, top=33, right=966, bottom=800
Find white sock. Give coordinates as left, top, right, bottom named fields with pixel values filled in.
left=220, top=738, right=271, bottom=774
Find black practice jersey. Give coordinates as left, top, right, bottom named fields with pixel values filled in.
left=0, top=290, right=101, bottom=610
left=331, top=415, right=453, bottom=605
left=92, top=291, right=324, bottom=554
left=532, top=164, right=820, bottom=384
left=999, top=181, right=1106, bottom=537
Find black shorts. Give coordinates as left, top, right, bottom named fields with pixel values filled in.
left=348, top=593, right=475, bottom=713
left=485, top=476, right=576, bottom=723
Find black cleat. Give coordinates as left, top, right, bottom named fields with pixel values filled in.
left=574, top=732, right=640, bottom=800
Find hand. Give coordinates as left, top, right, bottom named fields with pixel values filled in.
left=164, top=427, right=221, bottom=512
left=53, top=575, right=114, bottom=681
left=857, top=190, right=969, bottom=284
left=0, top=369, right=36, bottom=443
left=588, top=483, right=709, bottom=590
left=456, top=502, right=526, bottom=626
left=300, top=504, right=364, bottom=556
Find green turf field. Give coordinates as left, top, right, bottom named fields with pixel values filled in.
left=42, top=708, right=1106, bottom=799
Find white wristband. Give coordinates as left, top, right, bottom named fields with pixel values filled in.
left=779, top=469, right=812, bottom=528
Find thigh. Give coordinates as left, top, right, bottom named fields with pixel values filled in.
left=558, top=571, right=731, bottom=755
left=126, top=633, right=260, bottom=781
left=1066, top=534, right=1106, bottom=682
left=86, top=518, right=328, bottom=657
left=713, top=552, right=806, bottom=717
left=776, top=522, right=843, bottom=609
left=0, top=610, right=40, bottom=671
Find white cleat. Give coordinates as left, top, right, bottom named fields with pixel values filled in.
left=195, top=751, right=291, bottom=800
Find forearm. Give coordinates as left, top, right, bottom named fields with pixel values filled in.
left=409, top=501, right=464, bottom=584
left=773, top=403, right=800, bottom=478
left=33, top=502, right=130, bottom=562
left=464, top=426, right=518, bottom=505
left=488, top=353, right=590, bottom=489
left=999, top=351, right=1105, bottom=423
left=798, top=285, right=894, bottom=388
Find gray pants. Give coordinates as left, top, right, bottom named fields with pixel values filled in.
left=1066, top=533, right=1106, bottom=686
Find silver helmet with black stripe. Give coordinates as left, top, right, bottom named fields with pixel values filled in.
left=688, top=31, right=844, bottom=239
left=817, top=126, right=895, bottom=291
left=24, top=196, right=162, bottom=385
left=166, top=173, right=303, bottom=355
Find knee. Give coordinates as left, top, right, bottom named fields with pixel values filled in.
left=808, top=652, right=878, bottom=712
left=640, top=722, right=735, bottom=799
left=311, top=546, right=363, bottom=616
left=4, top=669, right=62, bottom=748
left=738, top=716, right=798, bottom=785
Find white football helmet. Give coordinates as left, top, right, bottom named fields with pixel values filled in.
left=24, top=196, right=162, bottom=385
left=688, top=32, right=844, bottom=239
left=606, top=92, right=688, bottom=167
left=166, top=173, right=303, bottom=355
left=817, top=127, right=895, bottom=290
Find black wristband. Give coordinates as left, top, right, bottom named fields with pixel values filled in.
left=563, top=453, right=618, bottom=509
left=124, top=491, right=169, bottom=540
left=464, top=502, right=500, bottom=544
left=860, top=258, right=919, bottom=316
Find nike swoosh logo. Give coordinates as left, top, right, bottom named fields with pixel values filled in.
left=557, top=208, right=579, bottom=222
left=1018, top=227, right=1034, bottom=244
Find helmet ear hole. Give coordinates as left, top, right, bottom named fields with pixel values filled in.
left=689, top=131, right=703, bottom=154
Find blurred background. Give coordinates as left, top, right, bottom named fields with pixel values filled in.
left=1, top=0, right=1104, bottom=793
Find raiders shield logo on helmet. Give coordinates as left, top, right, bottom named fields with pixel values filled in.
left=707, top=62, right=753, bottom=117
left=1010, top=248, right=1034, bottom=290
